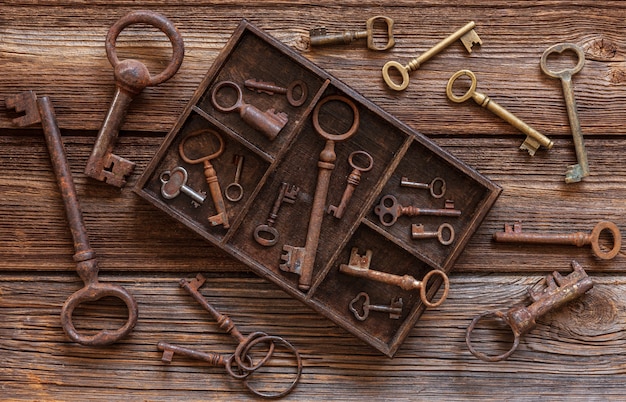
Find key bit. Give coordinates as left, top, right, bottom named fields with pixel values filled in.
left=5, top=91, right=41, bottom=126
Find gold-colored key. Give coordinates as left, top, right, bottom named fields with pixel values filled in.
left=382, top=21, right=481, bottom=91
left=446, top=69, right=553, bottom=156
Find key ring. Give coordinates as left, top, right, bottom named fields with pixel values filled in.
left=211, top=81, right=244, bottom=113
left=445, top=69, right=478, bottom=103
left=589, top=221, right=622, bottom=260
left=312, top=95, right=360, bottom=141
left=106, top=10, right=184, bottom=92
left=179, top=128, right=225, bottom=165
left=465, top=310, right=520, bottom=362
left=540, top=43, right=585, bottom=79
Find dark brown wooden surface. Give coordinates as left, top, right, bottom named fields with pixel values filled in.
left=1, top=1, right=626, bottom=400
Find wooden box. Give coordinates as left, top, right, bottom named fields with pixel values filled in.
left=134, top=20, right=501, bottom=356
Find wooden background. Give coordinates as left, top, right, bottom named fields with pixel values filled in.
left=2, top=1, right=626, bottom=400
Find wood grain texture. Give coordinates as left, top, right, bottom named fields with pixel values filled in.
left=1, top=1, right=626, bottom=400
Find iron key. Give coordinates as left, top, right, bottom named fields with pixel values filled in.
left=160, top=166, right=206, bottom=207
left=254, top=182, right=300, bottom=247
left=328, top=150, right=373, bottom=219
left=349, top=292, right=403, bottom=321
left=401, top=176, right=446, bottom=198
left=244, top=79, right=308, bottom=107
left=225, top=155, right=244, bottom=202
left=84, top=10, right=184, bottom=187
left=309, top=15, right=395, bottom=51
left=540, top=43, right=588, bottom=182
left=374, top=195, right=461, bottom=227
left=411, top=223, right=455, bottom=245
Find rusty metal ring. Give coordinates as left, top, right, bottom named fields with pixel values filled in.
left=253, top=224, right=280, bottom=247
left=437, top=223, right=455, bottom=246
left=225, top=183, right=244, bottom=202
left=589, top=221, right=621, bottom=260
left=179, top=128, right=225, bottom=165
left=420, top=269, right=450, bottom=308
left=287, top=80, right=308, bottom=107
left=105, top=10, right=184, bottom=87
left=540, top=43, right=585, bottom=79
left=348, top=150, right=374, bottom=172
left=211, top=81, right=244, bottom=113
left=312, top=95, right=360, bottom=142
left=466, top=310, right=520, bottom=362
left=430, top=177, right=446, bottom=199
left=446, top=69, right=478, bottom=103
left=226, top=332, right=275, bottom=379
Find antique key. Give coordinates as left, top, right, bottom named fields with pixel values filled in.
left=339, top=248, right=449, bottom=307
left=254, top=182, right=300, bottom=247
left=493, top=221, right=622, bottom=260
left=349, top=292, right=403, bottom=321
left=281, top=95, right=360, bottom=291
left=540, top=43, right=588, bottom=182
left=244, top=79, right=308, bottom=107
left=382, top=21, right=481, bottom=91
left=374, top=195, right=461, bottom=227
left=446, top=69, right=554, bottom=156
left=211, top=80, right=288, bottom=141
left=160, top=166, right=206, bottom=207
left=328, top=150, right=374, bottom=219
left=84, top=10, right=184, bottom=187
left=179, top=128, right=229, bottom=228
left=401, top=176, right=446, bottom=199
left=466, top=260, right=593, bottom=362
left=6, top=91, right=138, bottom=345
left=309, top=15, right=395, bottom=51
left=411, top=223, right=455, bottom=245
left=225, top=155, right=244, bottom=202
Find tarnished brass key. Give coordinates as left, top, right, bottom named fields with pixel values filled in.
left=446, top=70, right=553, bottom=156
left=84, top=10, right=184, bottom=187
left=349, top=292, right=403, bottom=321
left=328, top=150, right=373, bottom=219
left=310, top=15, right=395, bottom=51
left=280, top=95, right=359, bottom=291
left=374, top=195, right=461, bottom=227
left=540, top=43, right=588, bottom=183
left=382, top=21, right=481, bottom=91
left=244, top=79, right=308, bottom=107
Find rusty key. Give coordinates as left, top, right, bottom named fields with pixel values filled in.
left=411, top=223, right=455, bottom=245
left=244, top=78, right=309, bottom=107
left=254, top=182, right=300, bottom=247
left=6, top=91, right=138, bottom=345
left=349, top=292, right=403, bottom=321
left=328, top=150, right=373, bottom=219
left=374, top=195, right=461, bottom=227
left=466, top=260, right=594, bottom=362
left=281, top=95, right=359, bottom=291
left=401, top=176, right=446, bottom=199
left=84, top=10, right=184, bottom=187
left=493, top=221, right=622, bottom=260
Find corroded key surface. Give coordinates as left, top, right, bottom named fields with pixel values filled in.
left=374, top=195, right=461, bottom=227
left=466, top=260, right=594, bottom=362
left=254, top=182, right=299, bottom=247
left=225, top=155, right=244, bottom=202
left=540, top=43, right=588, bottom=183
left=328, top=150, right=373, bottom=219
left=349, top=292, right=403, bottom=321
left=446, top=69, right=553, bottom=156
left=84, top=10, right=184, bottom=187
left=401, top=176, right=446, bottom=199
left=244, top=79, right=308, bottom=107
left=382, top=21, right=481, bottom=91
left=411, top=223, right=455, bottom=245
left=309, top=15, right=395, bottom=51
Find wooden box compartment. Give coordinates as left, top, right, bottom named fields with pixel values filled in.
left=135, top=20, right=501, bottom=356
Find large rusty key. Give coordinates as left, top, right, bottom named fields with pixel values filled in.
left=280, top=95, right=359, bottom=291
left=6, top=91, right=138, bottom=345
left=84, top=10, right=184, bottom=187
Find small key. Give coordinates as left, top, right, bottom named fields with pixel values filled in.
left=400, top=176, right=446, bottom=199
left=225, top=155, right=244, bottom=202
left=374, top=195, right=461, bottom=227
left=244, top=79, right=308, bottom=107
left=382, top=21, right=481, bottom=91
left=328, top=150, right=374, bottom=219
left=309, top=15, right=395, bottom=51
left=411, top=223, right=455, bottom=246
left=349, top=292, right=403, bottom=321
left=281, top=95, right=359, bottom=291
left=446, top=69, right=554, bottom=156
left=493, top=220, right=622, bottom=260
left=212, top=80, right=288, bottom=141
left=160, top=166, right=206, bottom=207
left=254, top=182, right=300, bottom=247
left=339, top=248, right=450, bottom=308
left=466, top=260, right=593, bottom=362
left=540, top=43, right=589, bottom=183
left=84, top=10, right=184, bottom=187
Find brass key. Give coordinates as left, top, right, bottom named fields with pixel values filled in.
left=446, top=69, right=554, bottom=156
left=540, top=43, right=588, bottom=183
left=309, top=15, right=395, bottom=51
left=84, top=10, right=184, bottom=187
left=349, top=292, right=403, bottom=321
left=244, top=79, right=308, bottom=107
left=374, top=195, right=461, bottom=227
left=280, top=95, right=359, bottom=291
left=382, top=21, right=481, bottom=91
left=328, top=150, right=373, bottom=219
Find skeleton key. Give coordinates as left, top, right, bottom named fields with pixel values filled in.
left=225, top=155, right=244, bottom=202
left=493, top=221, right=622, bottom=260
left=349, top=292, right=403, bottom=321
left=401, top=176, right=446, bottom=199
left=382, top=21, right=481, bottom=91
left=339, top=248, right=450, bottom=307
left=160, top=166, right=206, bottom=207
left=466, top=260, right=593, bottom=362
left=179, top=129, right=229, bottom=228
left=211, top=80, right=288, bottom=141
left=84, top=10, right=184, bottom=187
left=244, top=79, right=309, bottom=107
left=309, top=15, right=395, bottom=51
left=411, top=223, right=455, bottom=246
left=540, top=43, right=589, bottom=182
left=374, top=195, right=461, bottom=227
left=6, top=91, right=138, bottom=345
left=328, top=150, right=374, bottom=219
left=254, top=182, right=300, bottom=247
left=280, top=95, right=359, bottom=291
left=446, top=70, right=554, bottom=156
